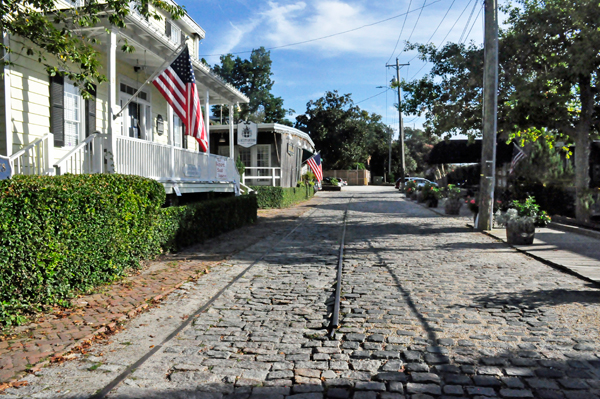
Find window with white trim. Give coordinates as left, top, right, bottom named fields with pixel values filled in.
left=238, top=147, right=251, bottom=172
left=167, top=22, right=181, bottom=46
left=64, top=81, right=82, bottom=147
left=173, top=115, right=184, bottom=148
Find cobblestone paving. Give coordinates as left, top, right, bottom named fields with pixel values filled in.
left=2, top=187, right=600, bottom=399
left=0, top=200, right=319, bottom=385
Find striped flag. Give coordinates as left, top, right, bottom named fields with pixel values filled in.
left=152, top=47, right=207, bottom=152
left=307, top=153, right=323, bottom=182
left=509, top=143, right=527, bottom=174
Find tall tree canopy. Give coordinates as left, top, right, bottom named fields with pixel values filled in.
left=1, top=0, right=184, bottom=97
left=212, top=47, right=293, bottom=125
left=295, top=91, right=389, bottom=170
left=399, top=0, right=600, bottom=221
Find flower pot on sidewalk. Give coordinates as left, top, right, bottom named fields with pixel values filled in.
left=506, top=222, right=535, bottom=245
left=445, top=199, right=463, bottom=215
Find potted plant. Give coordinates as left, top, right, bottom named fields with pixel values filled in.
left=465, top=196, right=479, bottom=223
left=405, top=180, right=417, bottom=199
left=495, top=196, right=551, bottom=245
left=422, top=182, right=440, bottom=207
left=444, top=184, right=463, bottom=215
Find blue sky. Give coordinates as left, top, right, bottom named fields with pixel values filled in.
left=180, top=0, right=485, bottom=138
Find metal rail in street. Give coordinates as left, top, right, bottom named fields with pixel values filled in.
left=329, top=196, right=353, bottom=338
left=90, top=206, right=319, bottom=399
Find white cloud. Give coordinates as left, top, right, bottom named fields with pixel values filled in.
left=204, top=0, right=485, bottom=60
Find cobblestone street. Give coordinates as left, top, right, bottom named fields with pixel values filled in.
left=2, top=187, right=599, bottom=399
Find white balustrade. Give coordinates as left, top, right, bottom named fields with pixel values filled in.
left=242, top=167, right=281, bottom=186
left=114, top=136, right=238, bottom=182
left=9, top=133, right=54, bottom=176
left=54, top=133, right=104, bottom=175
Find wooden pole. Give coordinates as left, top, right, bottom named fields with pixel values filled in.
left=477, top=0, right=499, bottom=230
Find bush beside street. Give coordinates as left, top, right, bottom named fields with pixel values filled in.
left=0, top=174, right=257, bottom=326
left=250, top=185, right=314, bottom=208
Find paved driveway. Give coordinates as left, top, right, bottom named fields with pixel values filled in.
left=2, top=186, right=599, bottom=399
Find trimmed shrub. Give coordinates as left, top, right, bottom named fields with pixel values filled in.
left=0, top=174, right=257, bottom=326
left=158, top=195, right=257, bottom=252
left=250, top=185, right=314, bottom=208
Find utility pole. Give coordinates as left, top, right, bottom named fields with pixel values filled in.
left=387, top=58, right=409, bottom=190
left=478, top=0, right=499, bottom=230
left=388, top=125, right=392, bottom=184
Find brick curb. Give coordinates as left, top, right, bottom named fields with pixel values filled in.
left=0, top=262, right=219, bottom=389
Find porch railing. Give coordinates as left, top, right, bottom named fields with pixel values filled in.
left=114, top=136, right=170, bottom=179
left=114, top=136, right=239, bottom=182
left=8, top=133, right=54, bottom=176
left=242, top=167, right=281, bottom=186
left=54, top=133, right=104, bottom=175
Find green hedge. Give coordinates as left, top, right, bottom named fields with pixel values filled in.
left=250, top=185, right=314, bottom=208
left=0, top=174, right=257, bottom=326
left=157, top=195, right=257, bottom=252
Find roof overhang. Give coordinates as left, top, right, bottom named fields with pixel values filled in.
left=210, top=123, right=315, bottom=149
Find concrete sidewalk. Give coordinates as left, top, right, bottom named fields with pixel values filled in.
left=420, top=198, right=600, bottom=285
left=487, top=227, right=600, bottom=285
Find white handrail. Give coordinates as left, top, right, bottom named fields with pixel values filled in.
left=54, top=133, right=102, bottom=175
left=9, top=136, right=45, bottom=161
left=8, top=133, right=54, bottom=176
left=239, top=182, right=255, bottom=194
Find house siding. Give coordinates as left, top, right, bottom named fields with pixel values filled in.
left=0, top=73, right=6, bottom=156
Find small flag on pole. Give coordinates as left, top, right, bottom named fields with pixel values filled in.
left=152, top=47, right=208, bottom=152
left=509, top=143, right=527, bottom=174
left=307, top=153, right=323, bottom=182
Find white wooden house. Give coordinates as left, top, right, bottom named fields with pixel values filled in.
left=0, top=0, right=249, bottom=195
left=208, top=123, right=316, bottom=188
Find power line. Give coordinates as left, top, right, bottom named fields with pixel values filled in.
left=355, top=88, right=391, bottom=105
left=459, top=0, right=480, bottom=44
left=408, top=0, right=475, bottom=80
left=200, top=0, right=442, bottom=58
left=386, top=0, right=414, bottom=64
left=464, top=2, right=483, bottom=43
left=403, top=0, right=428, bottom=56
left=407, top=0, right=457, bottom=64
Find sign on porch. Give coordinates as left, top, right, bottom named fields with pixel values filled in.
left=237, top=121, right=257, bottom=148
left=215, top=157, right=228, bottom=180
left=0, top=156, right=12, bottom=180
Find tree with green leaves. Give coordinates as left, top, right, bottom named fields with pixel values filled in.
left=399, top=0, right=600, bottom=221
left=211, top=47, right=293, bottom=125
left=501, top=0, right=600, bottom=221
left=295, top=90, right=389, bottom=170
left=1, top=0, right=184, bottom=97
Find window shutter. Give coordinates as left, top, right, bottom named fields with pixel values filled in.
left=165, top=20, right=171, bottom=38
left=180, top=31, right=186, bottom=45
left=85, top=84, right=97, bottom=137
left=49, top=75, right=64, bottom=147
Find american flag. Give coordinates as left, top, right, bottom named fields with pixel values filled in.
left=152, top=47, right=207, bottom=152
left=307, top=153, right=323, bottom=182
left=509, top=143, right=527, bottom=174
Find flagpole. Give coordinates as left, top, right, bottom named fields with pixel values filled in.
left=113, top=42, right=188, bottom=120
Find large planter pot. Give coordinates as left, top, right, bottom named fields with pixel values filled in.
left=506, top=222, right=535, bottom=245
left=410, top=192, right=418, bottom=201
left=416, top=192, right=425, bottom=203
left=426, top=198, right=438, bottom=208
left=445, top=199, right=463, bottom=215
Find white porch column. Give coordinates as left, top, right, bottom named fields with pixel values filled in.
left=3, top=32, right=12, bottom=157
left=168, top=106, right=175, bottom=179
left=229, top=104, right=234, bottom=159
left=107, top=30, right=118, bottom=173
left=205, top=90, right=210, bottom=154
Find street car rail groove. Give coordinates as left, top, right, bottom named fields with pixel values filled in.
left=329, top=195, right=353, bottom=338
left=91, top=205, right=322, bottom=399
